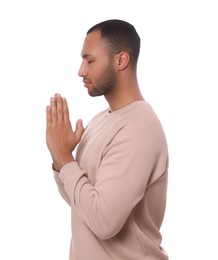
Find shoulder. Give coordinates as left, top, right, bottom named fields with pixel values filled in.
left=113, top=101, right=167, bottom=151
left=118, top=101, right=164, bottom=133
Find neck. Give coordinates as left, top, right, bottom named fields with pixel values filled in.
left=105, top=82, right=144, bottom=112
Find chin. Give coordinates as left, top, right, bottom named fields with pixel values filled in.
left=88, top=89, right=101, bottom=97
left=88, top=90, right=96, bottom=97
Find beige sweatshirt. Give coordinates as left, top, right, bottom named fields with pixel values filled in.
left=54, top=101, right=169, bottom=260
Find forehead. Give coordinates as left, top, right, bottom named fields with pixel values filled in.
left=81, top=30, right=107, bottom=57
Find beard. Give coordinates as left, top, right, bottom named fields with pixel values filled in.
left=88, top=63, right=117, bottom=97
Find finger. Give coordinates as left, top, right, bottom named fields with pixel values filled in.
left=56, top=94, right=64, bottom=123
left=63, top=97, right=70, bottom=123
left=75, top=119, right=84, bottom=141
left=46, top=106, right=52, bottom=127
left=50, top=97, right=57, bottom=124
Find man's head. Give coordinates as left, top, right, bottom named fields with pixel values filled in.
left=78, top=19, right=140, bottom=97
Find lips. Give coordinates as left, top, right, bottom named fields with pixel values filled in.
left=83, top=79, right=91, bottom=88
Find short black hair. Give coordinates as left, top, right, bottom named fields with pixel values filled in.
left=87, top=19, right=140, bottom=67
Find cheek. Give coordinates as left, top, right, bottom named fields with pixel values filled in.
left=92, top=63, right=108, bottom=80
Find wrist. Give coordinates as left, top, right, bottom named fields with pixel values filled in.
left=52, top=162, right=60, bottom=172
left=57, top=154, right=75, bottom=170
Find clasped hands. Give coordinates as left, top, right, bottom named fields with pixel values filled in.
left=46, top=93, right=84, bottom=172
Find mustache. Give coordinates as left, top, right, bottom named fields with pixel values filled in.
left=83, top=78, right=91, bottom=83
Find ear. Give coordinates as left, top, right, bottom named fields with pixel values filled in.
left=116, top=51, right=130, bottom=70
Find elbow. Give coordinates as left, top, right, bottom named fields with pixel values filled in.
left=94, top=225, right=120, bottom=240
left=90, top=218, right=124, bottom=240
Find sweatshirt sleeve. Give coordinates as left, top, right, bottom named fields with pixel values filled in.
left=53, top=171, right=71, bottom=206
left=58, top=120, right=167, bottom=240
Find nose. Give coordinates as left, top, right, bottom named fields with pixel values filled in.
left=78, top=60, right=87, bottom=77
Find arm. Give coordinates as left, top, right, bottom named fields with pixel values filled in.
left=58, top=124, right=165, bottom=240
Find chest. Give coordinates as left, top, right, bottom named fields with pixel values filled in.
left=75, top=120, right=113, bottom=184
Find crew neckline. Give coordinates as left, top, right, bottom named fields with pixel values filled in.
left=106, top=100, right=146, bottom=116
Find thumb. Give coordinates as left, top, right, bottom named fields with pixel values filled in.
left=75, top=119, right=84, bottom=142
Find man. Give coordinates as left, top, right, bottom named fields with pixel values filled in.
left=46, top=19, right=169, bottom=260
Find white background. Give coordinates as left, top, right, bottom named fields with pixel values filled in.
left=0, top=0, right=217, bottom=259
